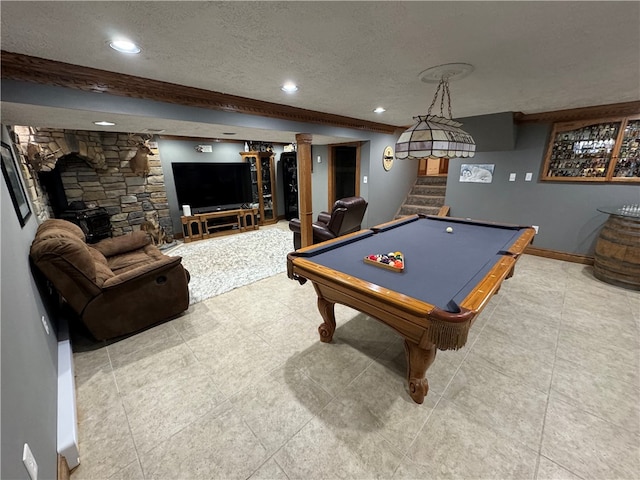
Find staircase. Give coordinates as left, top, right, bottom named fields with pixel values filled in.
left=397, top=175, right=448, bottom=218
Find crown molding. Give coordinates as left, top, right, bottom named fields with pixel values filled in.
left=514, top=101, right=640, bottom=124
left=157, top=135, right=246, bottom=144
left=1, top=51, right=399, bottom=135
left=5, top=51, right=636, bottom=132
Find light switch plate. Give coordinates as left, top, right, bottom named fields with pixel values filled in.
left=509, top=173, right=516, bottom=182
left=525, top=172, right=533, bottom=181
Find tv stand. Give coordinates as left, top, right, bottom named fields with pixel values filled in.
left=181, top=208, right=258, bottom=243
left=194, top=203, right=244, bottom=215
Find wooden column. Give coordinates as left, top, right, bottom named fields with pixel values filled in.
left=296, top=133, right=313, bottom=248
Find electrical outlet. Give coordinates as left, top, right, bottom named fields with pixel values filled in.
left=22, top=443, right=38, bottom=480
left=532, top=225, right=539, bottom=234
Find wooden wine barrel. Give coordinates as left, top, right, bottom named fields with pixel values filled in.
left=593, top=214, right=640, bottom=290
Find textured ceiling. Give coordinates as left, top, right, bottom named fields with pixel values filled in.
left=1, top=1, right=639, bottom=142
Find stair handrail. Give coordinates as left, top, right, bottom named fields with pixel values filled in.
left=437, top=205, right=450, bottom=217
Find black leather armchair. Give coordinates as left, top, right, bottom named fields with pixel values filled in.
left=289, top=196, right=368, bottom=250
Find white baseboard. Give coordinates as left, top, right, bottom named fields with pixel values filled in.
left=57, top=317, right=80, bottom=469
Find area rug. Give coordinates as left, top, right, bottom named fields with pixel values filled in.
left=167, top=227, right=293, bottom=304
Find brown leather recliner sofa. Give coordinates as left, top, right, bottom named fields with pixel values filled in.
left=30, top=218, right=190, bottom=340
left=288, top=196, right=368, bottom=250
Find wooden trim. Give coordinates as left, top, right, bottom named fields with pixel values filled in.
left=296, top=133, right=314, bottom=248
left=418, top=158, right=427, bottom=176
left=159, top=135, right=294, bottom=146
left=57, top=455, right=71, bottom=480
left=524, top=245, right=594, bottom=265
left=437, top=205, right=450, bottom=217
left=355, top=143, right=361, bottom=198
left=1, top=51, right=398, bottom=135
left=515, top=101, right=640, bottom=124
left=180, top=208, right=259, bottom=242
left=327, top=140, right=365, bottom=147
left=540, top=114, right=640, bottom=182
left=328, top=147, right=335, bottom=206
left=547, top=116, right=628, bottom=132
left=3, top=52, right=637, bottom=135
left=240, top=151, right=277, bottom=225
left=158, top=135, right=246, bottom=144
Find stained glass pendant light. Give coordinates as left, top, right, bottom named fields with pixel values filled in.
left=396, top=63, right=476, bottom=160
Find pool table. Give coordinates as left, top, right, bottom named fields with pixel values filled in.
left=287, top=214, right=535, bottom=404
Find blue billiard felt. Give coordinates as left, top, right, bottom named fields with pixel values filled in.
left=301, top=216, right=524, bottom=312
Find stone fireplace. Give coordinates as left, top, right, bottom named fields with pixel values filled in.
left=12, top=126, right=174, bottom=242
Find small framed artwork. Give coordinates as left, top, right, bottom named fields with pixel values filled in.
left=460, top=164, right=494, bottom=183
left=1, top=141, right=31, bottom=227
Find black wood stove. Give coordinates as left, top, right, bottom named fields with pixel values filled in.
left=59, top=205, right=112, bottom=243
left=39, top=165, right=112, bottom=243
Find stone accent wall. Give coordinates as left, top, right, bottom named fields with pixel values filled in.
left=12, top=126, right=173, bottom=240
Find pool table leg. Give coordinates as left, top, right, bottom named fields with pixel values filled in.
left=316, top=297, right=337, bottom=343
left=404, top=340, right=437, bottom=404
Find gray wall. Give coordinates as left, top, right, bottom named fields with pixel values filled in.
left=304, top=133, right=417, bottom=229
left=3, top=80, right=413, bottom=234
left=157, top=138, right=286, bottom=234
left=1, top=126, right=59, bottom=480
left=460, top=112, right=517, bottom=152
left=445, top=122, right=640, bottom=255
left=364, top=135, right=418, bottom=226
left=4, top=73, right=637, bottom=480
left=158, top=133, right=410, bottom=235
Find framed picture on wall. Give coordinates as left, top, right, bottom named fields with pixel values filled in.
left=1, top=141, right=31, bottom=227
left=459, top=164, right=494, bottom=183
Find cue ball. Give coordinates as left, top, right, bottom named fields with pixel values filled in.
left=446, top=227, right=453, bottom=233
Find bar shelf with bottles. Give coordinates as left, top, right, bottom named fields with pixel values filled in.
left=541, top=114, right=640, bottom=183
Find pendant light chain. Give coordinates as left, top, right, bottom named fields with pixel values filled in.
left=444, top=79, right=453, bottom=119
left=426, top=77, right=454, bottom=119
left=427, top=79, right=443, bottom=116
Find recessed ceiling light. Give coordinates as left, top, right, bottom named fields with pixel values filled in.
left=373, top=107, right=386, bottom=113
left=93, top=120, right=116, bottom=126
left=109, top=39, right=141, bottom=54
left=281, top=82, right=298, bottom=93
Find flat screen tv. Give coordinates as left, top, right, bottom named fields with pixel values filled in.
left=171, top=162, right=252, bottom=214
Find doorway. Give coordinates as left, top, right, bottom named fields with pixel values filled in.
left=418, top=157, right=449, bottom=176
left=328, top=143, right=360, bottom=205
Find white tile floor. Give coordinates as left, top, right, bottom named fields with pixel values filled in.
left=70, top=227, right=640, bottom=480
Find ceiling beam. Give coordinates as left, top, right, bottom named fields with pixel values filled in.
left=1, top=51, right=400, bottom=135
